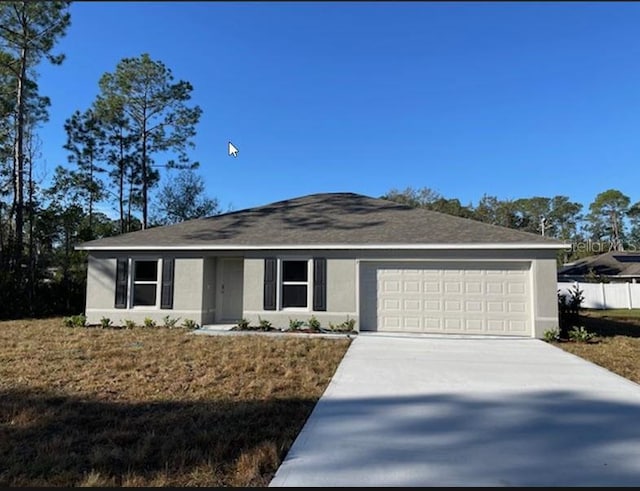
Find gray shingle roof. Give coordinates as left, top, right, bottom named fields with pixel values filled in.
left=77, top=192, right=565, bottom=250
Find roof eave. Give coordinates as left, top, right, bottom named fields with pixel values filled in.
left=75, top=242, right=570, bottom=252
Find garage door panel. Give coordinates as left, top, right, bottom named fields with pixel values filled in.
left=444, top=318, right=463, bottom=330
left=508, top=282, right=526, bottom=294
left=404, top=299, right=421, bottom=311
left=508, top=320, right=528, bottom=332
left=373, top=262, right=531, bottom=336
left=487, top=319, right=507, bottom=332
left=465, top=282, right=483, bottom=294
left=444, top=282, right=462, bottom=294
left=383, top=280, right=401, bottom=293
left=424, top=318, right=442, bottom=330
left=404, top=317, right=421, bottom=330
left=382, top=298, right=401, bottom=311
left=424, top=281, right=441, bottom=293
left=486, top=282, right=504, bottom=294
left=404, top=280, right=421, bottom=293
left=487, top=301, right=504, bottom=312
left=424, top=300, right=440, bottom=311
left=508, top=302, right=526, bottom=313
left=465, top=300, right=483, bottom=313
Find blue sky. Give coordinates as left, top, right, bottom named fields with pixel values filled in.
left=36, top=1, right=640, bottom=215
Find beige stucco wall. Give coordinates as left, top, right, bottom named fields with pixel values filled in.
left=84, top=253, right=206, bottom=326
left=327, top=259, right=356, bottom=313
left=243, top=258, right=264, bottom=313
left=172, top=257, right=204, bottom=323
left=241, top=255, right=359, bottom=330
left=86, top=255, right=117, bottom=314
left=531, top=257, right=561, bottom=337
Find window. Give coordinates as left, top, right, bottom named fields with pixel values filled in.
left=133, top=260, right=159, bottom=306
left=281, top=260, right=309, bottom=308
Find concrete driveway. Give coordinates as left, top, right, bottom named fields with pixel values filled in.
left=270, top=333, right=640, bottom=487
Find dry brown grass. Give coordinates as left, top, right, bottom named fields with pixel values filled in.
left=555, top=336, right=640, bottom=385
left=0, top=318, right=351, bottom=487
left=553, top=313, right=640, bottom=386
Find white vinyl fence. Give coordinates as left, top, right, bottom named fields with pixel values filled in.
left=558, top=282, right=640, bottom=310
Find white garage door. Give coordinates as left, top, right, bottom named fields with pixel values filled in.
left=360, top=262, right=532, bottom=336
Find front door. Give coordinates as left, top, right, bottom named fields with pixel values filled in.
left=219, top=258, right=244, bottom=322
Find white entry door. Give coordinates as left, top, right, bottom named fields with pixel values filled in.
left=219, top=258, right=244, bottom=322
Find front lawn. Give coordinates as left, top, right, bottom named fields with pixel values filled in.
left=553, top=311, right=640, bottom=385
left=0, top=318, right=351, bottom=487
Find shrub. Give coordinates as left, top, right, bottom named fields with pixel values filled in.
left=124, top=319, right=136, bottom=329
left=182, top=319, right=200, bottom=330
left=339, top=317, right=356, bottom=332
left=558, top=284, right=584, bottom=339
left=327, top=317, right=357, bottom=333
left=288, top=318, right=304, bottom=330
left=306, top=315, right=321, bottom=331
left=543, top=328, right=560, bottom=342
left=568, top=326, right=595, bottom=343
left=63, top=314, right=86, bottom=328
left=258, top=317, right=272, bottom=330
left=162, top=315, right=180, bottom=329
left=143, top=317, right=156, bottom=328
left=99, top=317, right=113, bottom=329
left=236, top=318, right=250, bottom=330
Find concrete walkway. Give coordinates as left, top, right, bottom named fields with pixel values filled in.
left=270, top=334, right=640, bottom=487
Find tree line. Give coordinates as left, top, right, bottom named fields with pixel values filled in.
left=383, top=187, right=640, bottom=261
left=0, top=2, right=216, bottom=319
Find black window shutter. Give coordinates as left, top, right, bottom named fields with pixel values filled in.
left=115, top=258, right=128, bottom=309
left=264, top=258, right=277, bottom=310
left=313, top=258, right=327, bottom=311
left=161, top=258, right=175, bottom=309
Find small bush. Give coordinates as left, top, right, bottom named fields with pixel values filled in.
left=568, top=326, right=595, bottom=343
left=63, top=314, right=86, bottom=328
left=143, top=317, right=156, bottom=328
left=258, top=317, right=273, bottom=330
left=182, top=318, right=200, bottom=330
left=558, top=284, right=585, bottom=338
left=288, top=318, right=304, bottom=330
left=99, top=317, right=113, bottom=329
left=543, top=328, right=560, bottom=342
left=339, top=317, right=356, bottom=332
left=123, top=319, right=136, bottom=329
left=306, top=315, right=321, bottom=331
left=236, top=318, right=250, bottom=330
left=162, top=315, right=180, bottom=329
left=327, top=316, right=357, bottom=333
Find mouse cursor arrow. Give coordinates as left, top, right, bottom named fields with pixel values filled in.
left=228, top=141, right=239, bottom=158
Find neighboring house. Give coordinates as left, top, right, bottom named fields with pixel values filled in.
left=558, top=251, right=640, bottom=283
left=76, top=192, right=568, bottom=338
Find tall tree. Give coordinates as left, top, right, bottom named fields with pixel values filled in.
left=587, top=189, right=630, bottom=251
left=383, top=186, right=442, bottom=208
left=96, top=53, right=202, bottom=229
left=473, top=195, right=521, bottom=228
left=548, top=196, right=583, bottom=241
left=51, top=109, right=106, bottom=238
left=151, top=169, right=219, bottom=225
left=0, top=0, right=70, bottom=279
left=513, top=197, right=552, bottom=235
left=628, top=201, right=640, bottom=249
